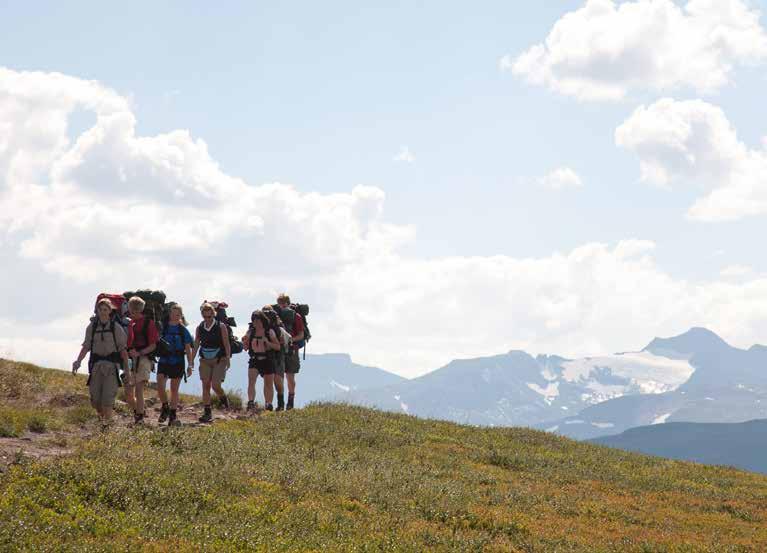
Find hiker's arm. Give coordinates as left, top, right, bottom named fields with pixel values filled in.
left=139, top=342, right=156, bottom=355
left=268, top=330, right=280, bottom=351
left=185, top=343, right=194, bottom=373
left=221, top=324, right=231, bottom=358
left=139, top=322, right=158, bottom=355
left=72, top=345, right=89, bottom=373
left=192, top=329, right=200, bottom=359
left=120, top=349, right=129, bottom=373
left=241, top=332, right=251, bottom=351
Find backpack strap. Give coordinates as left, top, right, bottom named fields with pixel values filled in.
left=110, top=320, right=118, bottom=351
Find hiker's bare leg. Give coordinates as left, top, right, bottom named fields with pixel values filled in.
left=212, top=380, right=225, bottom=400
left=202, top=378, right=212, bottom=405
left=286, top=373, right=296, bottom=395
left=264, top=374, right=274, bottom=405
left=248, top=371, right=257, bottom=403
left=170, top=378, right=181, bottom=410
left=123, top=384, right=136, bottom=411
left=135, top=380, right=145, bottom=415
left=274, top=374, right=284, bottom=394
left=156, top=374, right=168, bottom=405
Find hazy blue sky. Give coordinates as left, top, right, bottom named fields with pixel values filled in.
left=2, top=1, right=767, bottom=375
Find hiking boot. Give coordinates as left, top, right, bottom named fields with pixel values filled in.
left=168, top=409, right=179, bottom=426
left=133, top=412, right=145, bottom=425
left=265, top=403, right=274, bottom=411
left=198, top=407, right=213, bottom=423
left=219, top=395, right=230, bottom=410
left=286, top=394, right=295, bottom=411
left=158, top=403, right=170, bottom=424
left=276, top=394, right=285, bottom=412
left=246, top=400, right=255, bottom=412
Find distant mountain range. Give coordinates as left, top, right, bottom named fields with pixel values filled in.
left=591, top=419, right=767, bottom=474
left=535, top=328, right=767, bottom=439
left=327, top=328, right=767, bottom=442
left=181, top=327, right=767, bottom=449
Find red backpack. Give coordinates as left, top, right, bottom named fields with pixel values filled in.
left=94, top=293, right=129, bottom=329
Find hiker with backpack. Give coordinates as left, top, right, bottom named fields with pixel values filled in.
left=156, top=304, right=194, bottom=426
left=242, top=310, right=281, bottom=411
left=72, top=297, right=129, bottom=427
left=193, top=302, right=232, bottom=423
left=126, top=295, right=159, bottom=425
left=276, top=294, right=306, bottom=410
left=263, top=305, right=291, bottom=411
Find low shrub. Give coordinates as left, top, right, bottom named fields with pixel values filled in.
left=65, top=404, right=93, bottom=425
left=26, top=414, right=48, bottom=434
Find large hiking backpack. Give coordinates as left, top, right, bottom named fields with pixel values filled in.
left=203, top=300, right=243, bottom=355
left=123, top=289, right=171, bottom=358
left=273, top=303, right=311, bottom=358
left=92, top=293, right=130, bottom=330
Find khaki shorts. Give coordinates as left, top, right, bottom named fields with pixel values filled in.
left=89, top=361, right=121, bottom=409
left=200, top=358, right=228, bottom=385
left=124, top=356, right=153, bottom=386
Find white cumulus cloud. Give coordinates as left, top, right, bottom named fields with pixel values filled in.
left=616, top=98, right=767, bottom=221
left=505, top=0, right=767, bottom=101
left=4, top=67, right=767, bottom=377
left=538, top=167, right=583, bottom=190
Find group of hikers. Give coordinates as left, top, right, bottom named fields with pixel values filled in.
left=72, top=293, right=308, bottom=428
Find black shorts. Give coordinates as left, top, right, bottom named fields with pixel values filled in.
left=248, top=355, right=274, bottom=376
left=157, top=362, right=185, bottom=379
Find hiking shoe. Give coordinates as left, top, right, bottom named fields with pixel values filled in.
left=168, top=409, right=179, bottom=426
left=246, top=400, right=255, bottom=412
left=265, top=403, right=274, bottom=412
left=198, top=407, right=213, bottom=423
left=276, top=394, right=285, bottom=412
left=286, top=394, right=295, bottom=411
left=133, top=412, right=145, bottom=425
left=158, top=403, right=170, bottom=424
left=219, top=395, right=230, bottom=410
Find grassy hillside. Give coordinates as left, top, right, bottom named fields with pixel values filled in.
left=2, top=361, right=767, bottom=551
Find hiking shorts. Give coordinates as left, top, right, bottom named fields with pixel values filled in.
left=200, top=358, right=227, bottom=385
left=89, top=361, right=120, bottom=409
left=125, top=356, right=152, bottom=386
left=286, top=349, right=300, bottom=374
left=273, top=352, right=286, bottom=378
left=248, top=355, right=274, bottom=377
left=157, top=362, right=185, bottom=379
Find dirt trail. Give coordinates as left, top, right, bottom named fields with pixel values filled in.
left=0, top=397, right=269, bottom=470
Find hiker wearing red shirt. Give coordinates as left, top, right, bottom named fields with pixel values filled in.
left=126, top=296, right=159, bottom=425
left=276, top=293, right=304, bottom=410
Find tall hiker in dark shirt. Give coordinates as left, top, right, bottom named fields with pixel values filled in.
left=277, top=294, right=305, bottom=410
